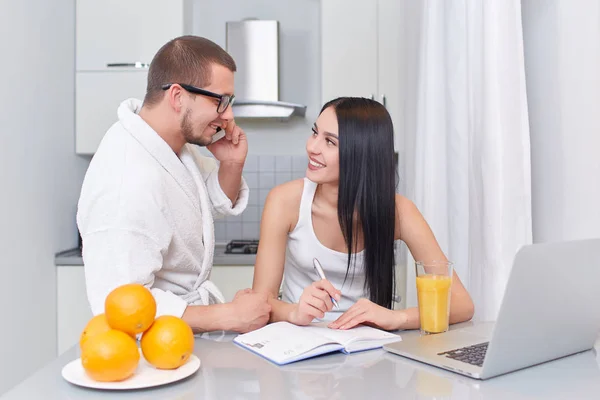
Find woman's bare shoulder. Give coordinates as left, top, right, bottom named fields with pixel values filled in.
left=395, top=194, right=419, bottom=215
left=263, top=178, right=305, bottom=230
left=267, top=178, right=305, bottom=205
left=394, top=194, right=422, bottom=240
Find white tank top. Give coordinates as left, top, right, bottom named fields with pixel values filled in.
left=281, top=178, right=366, bottom=321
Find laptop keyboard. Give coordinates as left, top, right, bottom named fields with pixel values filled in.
left=437, top=342, right=488, bottom=367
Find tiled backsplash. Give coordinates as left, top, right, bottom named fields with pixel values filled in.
left=215, top=155, right=308, bottom=242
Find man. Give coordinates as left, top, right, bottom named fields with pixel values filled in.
left=77, top=35, right=270, bottom=333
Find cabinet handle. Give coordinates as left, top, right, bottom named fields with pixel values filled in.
left=370, top=94, right=375, bottom=100
left=106, top=62, right=150, bottom=69
left=381, top=94, right=387, bottom=108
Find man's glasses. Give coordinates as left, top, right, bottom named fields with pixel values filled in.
left=161, top=83, right=235, bottom=114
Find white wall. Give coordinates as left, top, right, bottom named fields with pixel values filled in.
left=193, top=0, right=321, bottom=154
left=522, top=0, right=600, bottom=243
left=0, top=0, right=89, bottom=393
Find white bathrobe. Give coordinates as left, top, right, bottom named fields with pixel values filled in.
left=77, top=98, right=249, bottom=318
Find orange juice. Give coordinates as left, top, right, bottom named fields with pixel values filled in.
left=416, top=275, right=452, bottom=334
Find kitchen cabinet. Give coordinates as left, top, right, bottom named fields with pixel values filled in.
left=56, top=262, right=399, bottom=354
left=209, top=266, right=256, bottom=302
left=321, top=0, right=407, bottom=302
left=76, top=0, right=186, bottom=71
left=55, top=264, right=254, bottom=355
left=321, top=1, right=378, bottom=104
left=56, top=266, right=93, bottom=355
left=320, top=0, right=404, bottom=151
left=75, top=0, right=190, bottom=154
left=393, top=263, right=407, bottom=310
left=75, top=71, right=148, bottom=154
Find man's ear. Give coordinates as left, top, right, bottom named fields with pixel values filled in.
left=166, top=84, right=184, bottom=113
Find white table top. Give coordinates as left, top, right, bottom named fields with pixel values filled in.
left=3, top=322, right=600, bottom=399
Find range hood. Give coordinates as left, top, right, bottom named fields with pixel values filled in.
left=226, top=20, right=306, bottom=120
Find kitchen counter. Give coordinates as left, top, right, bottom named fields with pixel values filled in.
left=3, top=323, right=600, bottom=399
left=55, top=243, right=256, bottom=266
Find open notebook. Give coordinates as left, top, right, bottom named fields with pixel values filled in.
left=233, top=321, right=402, bottom=365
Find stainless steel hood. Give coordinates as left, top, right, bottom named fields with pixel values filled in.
left=226, top=20, right=306, bottom=119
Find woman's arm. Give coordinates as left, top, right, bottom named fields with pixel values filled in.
left=252, top=180, right=301, bottom=323
left=327, top=195, right=475, bottom=332
left=253, top=180, right=341, bottom=325
left=395, top=195, right=475, bottom=328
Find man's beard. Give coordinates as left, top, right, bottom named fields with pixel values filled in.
left=181, top=108, right=212, bottom=147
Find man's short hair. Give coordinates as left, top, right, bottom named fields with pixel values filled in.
left=143, top=35, right=236, bottom=106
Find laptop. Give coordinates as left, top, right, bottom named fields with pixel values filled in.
left=384, top=238, right=600, bottom=380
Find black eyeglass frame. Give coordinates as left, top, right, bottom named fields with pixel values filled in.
left=161, top=83, right=235, bottom=114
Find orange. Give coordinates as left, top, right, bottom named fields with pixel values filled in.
left=80, top=314, right=112, bottom=350
left=81, top=330, right=140, bottom=382
left=141, top=316, right=194, bottom=370
left=105, top=283, right=156, bottom=336
left=80, top=314, right=136, bottom=350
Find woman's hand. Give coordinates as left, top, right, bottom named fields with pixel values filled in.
left=328, top=298, right=405, bottom=331
left=289, top=280, right=341, bottom=326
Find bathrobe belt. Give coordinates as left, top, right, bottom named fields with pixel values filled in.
left=181, top=279, right=225, bottom=306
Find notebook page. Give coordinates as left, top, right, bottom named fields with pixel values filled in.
left=280, top=345, right=387, bottom=372
left=303, top=324, right=401, bottom=352
left=233, top=322, right=343, bottom=365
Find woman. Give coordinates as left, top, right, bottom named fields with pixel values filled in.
left=253, top=97, right=474, bottom=330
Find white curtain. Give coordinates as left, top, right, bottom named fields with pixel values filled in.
left=399, top=0, right=532, bottom=321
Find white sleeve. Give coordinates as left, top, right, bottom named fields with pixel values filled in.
left=196, top=153, right=249, bottom=219
left=82, top=229, right=188, bottom=318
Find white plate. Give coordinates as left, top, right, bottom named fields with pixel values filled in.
left=61, top=352, right=201, bottom=390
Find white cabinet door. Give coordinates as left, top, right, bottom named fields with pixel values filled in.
left=76, top=70, right=148, bottom=154
left=76, top=0, right=185, bottom=71
left=321, top=1, right=407, bottom=306
left=57, top=266, right=93, bottom=355
left=55, top=264, right=255, bottom=354
left=378, top=0, right=405, bottom=153
left=209, top=266, right=255, bottom=303
left=321, top=0, right=378, bottom=103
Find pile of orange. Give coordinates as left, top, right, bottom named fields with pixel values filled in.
left=79, top=283, right=194, bottom=382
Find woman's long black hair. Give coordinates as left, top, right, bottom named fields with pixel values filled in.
left=320, top=97, right=396, bottom=309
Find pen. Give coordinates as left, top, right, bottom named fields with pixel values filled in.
left=313, top=258, right=340, bottom=309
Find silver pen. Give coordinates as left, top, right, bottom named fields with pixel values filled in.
left=313, top=258, right=340, bottom=309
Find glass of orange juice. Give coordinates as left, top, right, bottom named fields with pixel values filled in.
left=415, top=261, right=453, bottom=335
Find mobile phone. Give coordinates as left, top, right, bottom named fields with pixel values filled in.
left=211, top=127, right=226, bottom=144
